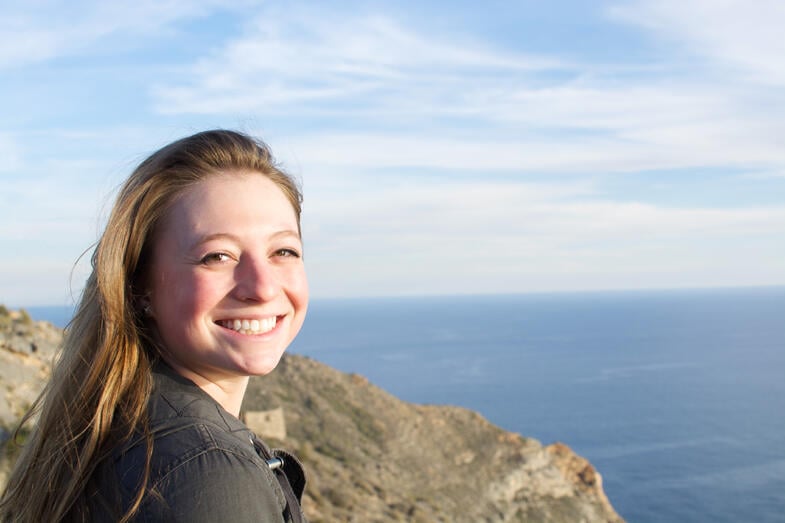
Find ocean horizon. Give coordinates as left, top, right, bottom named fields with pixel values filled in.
left=21, top=286, right=785, bottom=522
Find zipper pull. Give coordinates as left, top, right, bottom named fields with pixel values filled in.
left=265, top=456, right=284, bottom=470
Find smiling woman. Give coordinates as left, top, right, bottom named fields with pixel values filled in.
left=0, top=131, right=310, bottom=522
left=147, top=173, right=308, bottom=415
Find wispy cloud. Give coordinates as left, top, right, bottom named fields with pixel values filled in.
left=281, top=126, right=782, bottom=176
left=0, top=133, right=23, bottom=172
left=300, top=173, right=785, bottom=296
left=609, top=0, right=785, bottom=84
left=0, top=0, right=259, bottom=69
left=152, top=10, right=567, bottom=116
left=1, top=1, right=784, bottom=303
left=151, top=3, right=785, bottom=177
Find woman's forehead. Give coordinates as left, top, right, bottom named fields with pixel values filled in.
left=157, top=173, right=299, bottom=242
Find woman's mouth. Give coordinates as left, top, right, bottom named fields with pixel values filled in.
left=217, top=317, right=278, bottom=335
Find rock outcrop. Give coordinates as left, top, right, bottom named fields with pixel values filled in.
left=0, top=308, right=59, bottom=429
left=1, top=308, right=623, bottom=522
left=245, top=354, right=623, bottom=522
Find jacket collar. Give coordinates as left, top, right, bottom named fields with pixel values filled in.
left=150, top=360, right=251, bottom=438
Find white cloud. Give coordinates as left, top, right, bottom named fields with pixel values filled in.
left=0, top=134, right=23, bottom=172
left=2, top=2, right=784, bottom=302
left=152, top=8, right=567, bottom=114
left=608, top=0, right=785, bottom=84
left=742, top=169, right=785, bottom=180
left=0, top=0, right=261, bottom=69
left=150, top=5, right=785, bottom=177
left=281, top=126, right=782, bottom=176
left=0, top=257, right=91, bottom=307
left=300, top=177, right=785, bottom=296
left=304, top=177, right=785, bottom=242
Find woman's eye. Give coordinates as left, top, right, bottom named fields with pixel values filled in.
left=275, top=248, right=301, bottom=258
left=200, top=252, right=232, bottom=264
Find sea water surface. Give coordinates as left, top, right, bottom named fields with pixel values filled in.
left=29, top=287, right=785, bottom=522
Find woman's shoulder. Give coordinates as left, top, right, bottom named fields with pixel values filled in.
left=112, top=382, right=290, bottom=521
left=131, top=365, right=266, bottom=476
left=136, top=433, right=289, bottom=522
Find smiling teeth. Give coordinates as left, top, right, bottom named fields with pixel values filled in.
left=221, top=317, right=277, bottom=334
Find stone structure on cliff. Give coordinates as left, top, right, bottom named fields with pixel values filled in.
left=244, top=407, right=288, bottom=441
left=1, top=308, right=624, bottom=522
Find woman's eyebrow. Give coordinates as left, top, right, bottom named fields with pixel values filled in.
left=189, top=230, right=300, bottom=249
left=269, top=229, right=302, bottom=240
left=188, top=232, right=242, bottom=249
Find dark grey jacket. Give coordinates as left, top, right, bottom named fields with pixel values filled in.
left=96, top=363, right=307, bottom=522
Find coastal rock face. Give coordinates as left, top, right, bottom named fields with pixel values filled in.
left=0, top=309, right=59, bottom=429
left=246, top=355, right=623, bottom=523
left=0, top=308, right=61, bottom=487
left=1, top=310, right=623, bottom=522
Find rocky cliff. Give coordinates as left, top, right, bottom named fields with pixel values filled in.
left=0, top=308, right=60, bottom=430
left=0, top=308, right=623, bottom=522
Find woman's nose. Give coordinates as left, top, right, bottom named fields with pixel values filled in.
left=234, top=256, right=279, bottom=302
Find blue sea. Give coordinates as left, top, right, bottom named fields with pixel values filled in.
left=28, top=287, right=785, bottom=523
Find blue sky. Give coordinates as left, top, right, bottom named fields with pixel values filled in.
left=2, top=0, right=784, bottom=306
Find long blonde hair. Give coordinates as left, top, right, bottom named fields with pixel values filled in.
left=0, top=130, right=302, bottom=522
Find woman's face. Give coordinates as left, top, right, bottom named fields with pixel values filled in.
left=146, top=172, right=308, bottom=384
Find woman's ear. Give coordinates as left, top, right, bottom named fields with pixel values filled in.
left=140, top=296, right=154, bottom=318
